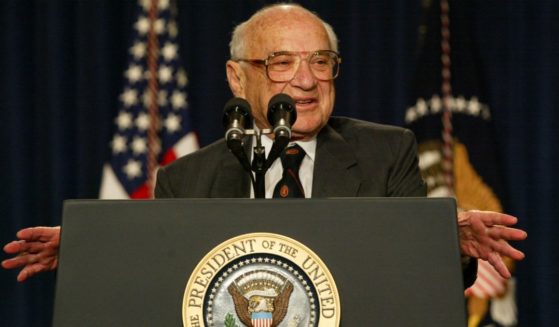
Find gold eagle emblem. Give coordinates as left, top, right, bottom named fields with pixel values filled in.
left=227, top=270, right=294, bottom=327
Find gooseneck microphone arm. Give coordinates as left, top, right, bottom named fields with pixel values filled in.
left=222, top=94, right=297, bottom=198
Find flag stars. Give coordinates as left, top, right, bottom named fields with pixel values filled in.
left=171, top=90, right=187, bottom=109
left=136, top=112, right=150, bottom=131
left=135, top=16, right=150, bottom=35
left=142, top=90, right=151, bottom=108
left=158, top=90, right=168, bottom=106
left=142, top=90, right=168, bottom=108
left=455, top=96, right=466, bottom=112
left=405, top=94, right=491, bottom=124
left=115, top=111, right=133, bottom=130
left=405, top=106, right=417, bottom=124
left=125, top=64, right=143, bottom=83
left=168, top=21, right=178, bottom=38
left=154, top=19, right=165, bottom=34
left=161, top=42, right=178, bottom=61
left=481, top=109, right=491, bottom=120
left=165, top=113, right=182, bottom=132
left=120, top=88, right=138, bottom=107
left=141, top=0, right=170, bottom=11
left=158, top=0, right=170, bottom=10
left=131, top=136, right=147, bottom=155
left=123, top=159, right=143, bottom=180
left=468, top=97, right=481, bottom=115
left=111, top=134, right=127, bottom=154
left=153, top=139, right=162, bottom=155
left=139, top=0, right=153, bottom=10
left=177, top=69, right=188, bottom=87
left=134, top=16, right=164, bottom=35
left=143, top=70, right=152, bottom=81
left=444, top=96, right=455, bottom=111
left=416, top=98, right=428, bottom=116
left=159, top=65, right=173, bottom=83
left=129, top=42, right=146, bottom=59
left=430, top=95, right=442, bottom=113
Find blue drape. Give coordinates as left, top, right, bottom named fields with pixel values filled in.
left=1, top=0, right=557, bottom=326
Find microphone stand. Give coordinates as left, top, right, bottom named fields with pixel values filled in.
left=251, top=129, right=267, bottom=198
left=224, top=93, right=295, bottom=198
left=238, top=127, right=288, bottom=198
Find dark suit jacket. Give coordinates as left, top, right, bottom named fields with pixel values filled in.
left=155, top=116, right=426, bottom=198
left=154, top=116, right=477, bottom=287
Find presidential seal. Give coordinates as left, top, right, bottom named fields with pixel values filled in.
left=182, top=233, right=340, bottom=327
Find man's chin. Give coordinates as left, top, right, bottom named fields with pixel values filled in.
left=291, top=126, right=321, bottom=141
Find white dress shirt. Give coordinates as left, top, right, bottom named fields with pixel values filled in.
left=249, top=134, right=316, bottom=199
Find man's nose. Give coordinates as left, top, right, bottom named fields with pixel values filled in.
left=289, top=60, right=317, bottom=89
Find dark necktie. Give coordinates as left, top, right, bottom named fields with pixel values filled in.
left=273, top=144, right=306, bottom=198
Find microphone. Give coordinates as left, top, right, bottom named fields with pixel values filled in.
left=265, top=93, right=297, bottom=170
left=222, top=97, right=252, bottom=172
left=223, top=97, right=251, bottom=142
left=267, top=93, right=297, bottom=141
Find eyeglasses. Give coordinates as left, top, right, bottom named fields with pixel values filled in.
left=234, top=50, right=342, bottom=82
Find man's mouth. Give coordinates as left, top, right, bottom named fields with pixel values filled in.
left=294, top=98, right=316, bottom=107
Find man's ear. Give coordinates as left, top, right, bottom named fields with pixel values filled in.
left=226, top=60, right=246, bottom=98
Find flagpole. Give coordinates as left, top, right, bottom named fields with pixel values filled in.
left=147, top=0, right=160, bottom=198
left=440, top=0, right=455, bottom=195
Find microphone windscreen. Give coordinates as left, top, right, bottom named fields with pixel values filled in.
left=222, top=97, right=251, bottom=128
left=269, top=93, right=295, bottom=108
left=267, top=93, right=296, bottom=126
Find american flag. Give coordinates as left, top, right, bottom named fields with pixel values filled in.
left=99, top=0, right=198, bottom=199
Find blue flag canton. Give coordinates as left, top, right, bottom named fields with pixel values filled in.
left=109, top=0, right=192, bottom=194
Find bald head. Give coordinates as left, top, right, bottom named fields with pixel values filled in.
left=229, top=4, right=339, bottom=59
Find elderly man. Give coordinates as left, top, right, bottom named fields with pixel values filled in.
left=2, top=3, right=526, bottom=286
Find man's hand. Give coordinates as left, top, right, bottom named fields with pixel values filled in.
left=2, top=226, right=61, bottom=282
left=458, top=210, right=527, bottom=279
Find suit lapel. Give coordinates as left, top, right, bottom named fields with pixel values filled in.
left=209, top=127, right=361, bottom=198
left=210, top=143, right=252, bottom=198
left=312, top=124, right=361, bottom=197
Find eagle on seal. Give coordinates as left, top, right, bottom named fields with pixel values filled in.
left=227, top=280, right=294, bottom=327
